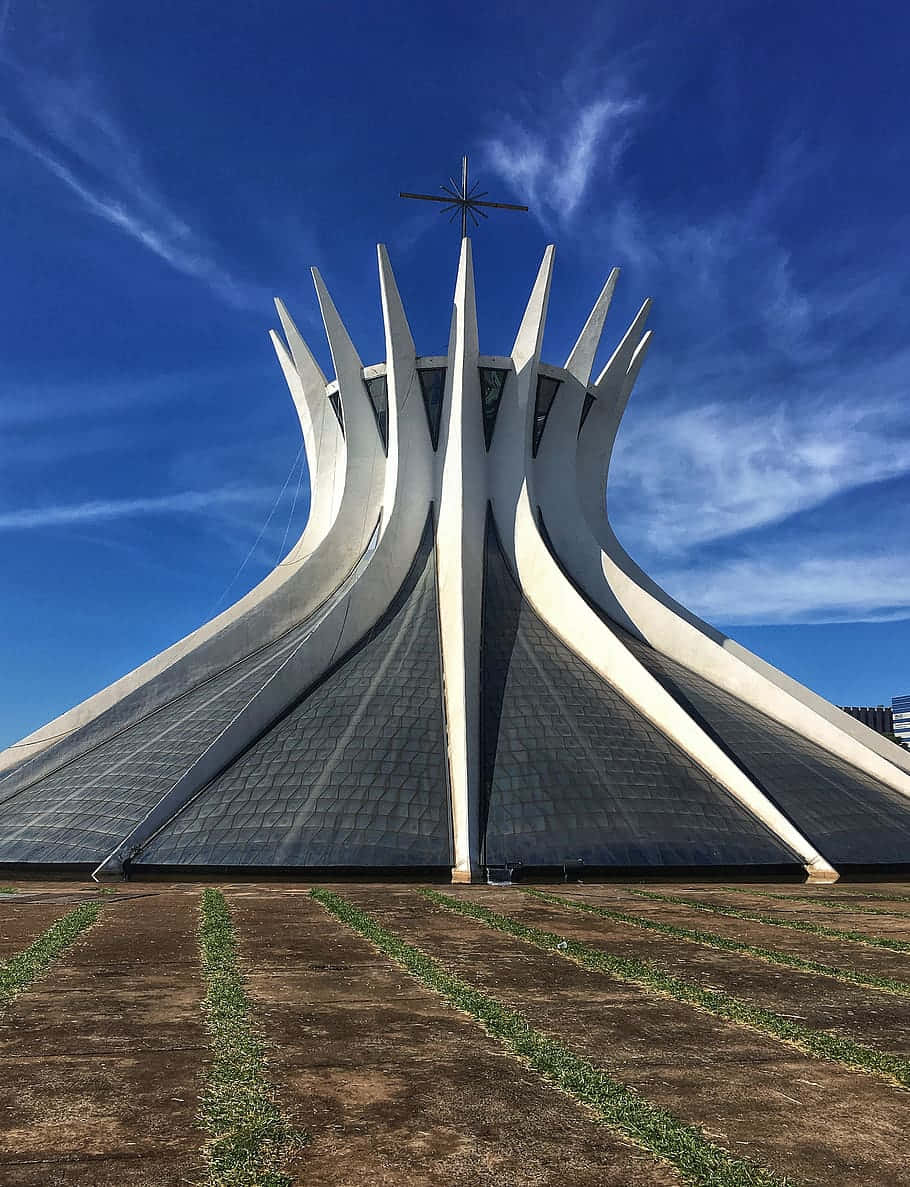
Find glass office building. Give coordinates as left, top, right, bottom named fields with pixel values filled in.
left=893, top=695, right=910, bottom=744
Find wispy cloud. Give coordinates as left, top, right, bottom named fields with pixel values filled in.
left=659, top=547, right=910, bottom=627
left=0, top=11, right=264, bottom=309
left=484, top=89, right=644, bottom=228
left=0, top=361, right=273, bottom=430
left=604, top=195, right=819, bottom=361
left=612, top=372, right=910, bottom=556
left=487, top=59, right=910, bottom=625
left=0, top=487, right=270, bottom=532
left=609, top=355, right=910, bottom=624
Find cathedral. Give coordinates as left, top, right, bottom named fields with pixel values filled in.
left=2, top=240, right=909, bottom=881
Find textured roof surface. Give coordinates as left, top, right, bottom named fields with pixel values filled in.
left=137, top=527, right=451, bottom=868
left=480, top=523, right=797, bottom=869
left=0, top=616, right=319, bottom=865
left=620, top=629, right=910, bottom=866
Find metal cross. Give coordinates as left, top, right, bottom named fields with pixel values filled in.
left=400, top=155, right=529, bottom=239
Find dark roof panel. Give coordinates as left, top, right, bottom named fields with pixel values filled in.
left=480, top=517, right=797, bottom=869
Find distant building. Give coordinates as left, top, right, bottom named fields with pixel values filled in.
left=840, top=705, right=894, bottom=735
left=894, top=696, right=910, bottom=744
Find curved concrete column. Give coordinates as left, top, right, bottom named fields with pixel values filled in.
left=273, top=297, right=345, bottom=554
left=93, top=247, right=435, bottom=877
left=572, top=308, right=910, bottom=794
left=488, top=245, right=555, bottom=550
left=564, top=267, right=619, bottom=386
left=512, top=486, right=837, bottom=880
left=497, top=259, right=837, bottom=881
left=0, top=271, right=386, bottom=787
left=535, top=369, right=640, bottom=634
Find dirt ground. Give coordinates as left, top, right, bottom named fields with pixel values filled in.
left=2, top=879, right=910, bottom=1185
left=0, top=890, right=206, bottom=1186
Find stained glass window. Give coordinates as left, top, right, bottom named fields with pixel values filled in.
left=328, top=391, right=345, bottom=436
left=532, top=374, right=561, bottom=457
left=364, top=375, right=389, bottom=452
left=578, top=391, right=596, bottom=437
left=478, top=367, right=508, bottom=450
left=418, top=368, right=446, bottom=450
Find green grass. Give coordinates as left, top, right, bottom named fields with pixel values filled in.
left=198, top=889, right=305, bottom=1187
left=519, top=887, right=910, bottom=999
left=421, top=889, right=910, bottom=1090
left=817, top=890, right=910, bottom=905
left=722, top=887, right=910, bottom=919
left=312, top=887, right=796, bottom=1187
left=807, top=890, right=910, bottom=907
left=0, top=901, right=100, bottom=1006
left=0, top=886, right=17, bottom=895
left=627, top=888, right=910, bottom=954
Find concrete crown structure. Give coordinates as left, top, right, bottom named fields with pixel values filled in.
left=2, top=241, right=910, bottom=882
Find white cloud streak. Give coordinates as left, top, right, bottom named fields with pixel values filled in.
left=611, top=378, right=910, bottom=555
left=484, top=93, right=643, bottom=227
left=659, top=548, right=910, bottom=627
left=485, top=63, right=910, bottom=624
left=0, top=362, right=272, bottom=429
left=0, top=31, right=263, bottom=308
left=610, top=366, right=910, bottom=624
left=0, top=488, right=270, bottom=531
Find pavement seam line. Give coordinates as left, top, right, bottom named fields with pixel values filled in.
left=0, top=901, right=101, bottom=1008
left=311, top=887, right=798, bottom=1187
left=627, top=888, right=910, bottom=954
left=520, top=887, right=910, bottom=999
left=421, top=889, right=910, bottom=1091
left=197, top=888, right=306, bottom=1187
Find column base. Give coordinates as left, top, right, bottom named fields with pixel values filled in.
left=804, top=862, right=839, bottom=884
left=450, top=868, right=484, bottom=884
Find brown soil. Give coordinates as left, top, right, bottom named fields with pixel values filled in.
left=231, top=892, right=677, bottom=1187
left=0, top=892, right=206, bottom=1186
left=665, top=885, right=910, bottom=938
left=343, top=887, right=910, bottom=1187
left=587, top=885, right=910, bottom=982
left=0, top=904, right=72, bottom=960
left=3, top=878, right=910, bottom=1186
left=476, top=889, right=910, bottom=1055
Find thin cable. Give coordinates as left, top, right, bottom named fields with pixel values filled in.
left=208, top=444, right=304, bottom=617
left=277, top=447, right=306, bottom=563
left=5, top=447, right=304, bottom=761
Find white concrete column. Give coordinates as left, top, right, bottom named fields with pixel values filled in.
left=489, top=245, right=555, bottom=559
left=499, top=256, right=838, bottom=882
left=436, top=238, right=487, bottom=882
left=273, top=298, right=345, bottom=551
left=564, top=267, right=619, bottom=385
left=574, top=316, right=910, bottom=795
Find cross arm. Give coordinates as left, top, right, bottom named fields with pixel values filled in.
left=472, top=199, right=529, bottom=212
left=399, top=192, right=453, bottom=204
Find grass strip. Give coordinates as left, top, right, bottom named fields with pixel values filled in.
left=722, top=887, right=910, bottom=919
left=312, top=887, right=796, bottom=1187
left=198, top=888, right=305, bottom=1187
left=422, top=889, right=910, bottom=1090
left=519, top=887, right=910, bottom=999
left=0, top=901, right=100, bottom=1006
left=627, top=888, right=910, bottom=954
left=0, top=886, right=16, bottom=895
left=817, top=891, right=910, bottom=905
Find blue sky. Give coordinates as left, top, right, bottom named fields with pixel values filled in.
left=1, top=0, right=908, bottom=748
